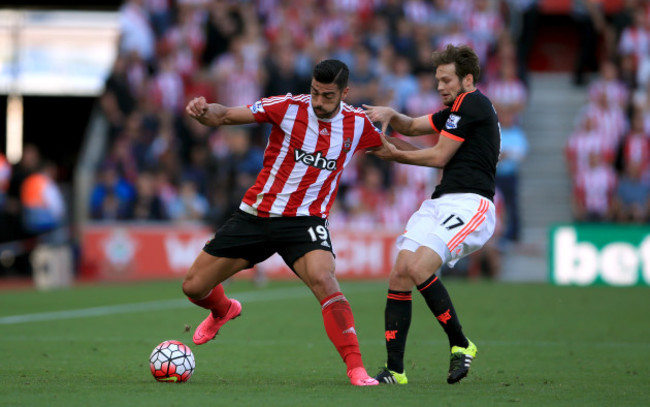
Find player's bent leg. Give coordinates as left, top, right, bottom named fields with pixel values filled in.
left=182, top=251, right=249, bottom=299
left=182, top=252, right=249, bottom=345
left=294, top=250, right=377, bottom=386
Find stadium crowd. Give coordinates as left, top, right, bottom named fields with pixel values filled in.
left=566, top=0, right=650, bottom=223
left=3, top=0, right=649, bottom=279
left=91, top=0, right=540, bottom=278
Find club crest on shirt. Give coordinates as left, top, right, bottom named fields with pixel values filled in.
left=445, top=114, right=461, bottom=129
left=250, top=100, right=264, bottom=114
left=342, top=137, right=352, bottom=153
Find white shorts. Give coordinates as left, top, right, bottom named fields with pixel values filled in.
left=396, top=193, right=496, bottom=267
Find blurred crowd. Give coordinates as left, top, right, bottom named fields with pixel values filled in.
left=566, top=0, right=650, bottom=224
left=90, top=0, right=535, bottom=253
left=12, top=0, right=650, bottom=275
left=90, top=0, right=540, bottom=279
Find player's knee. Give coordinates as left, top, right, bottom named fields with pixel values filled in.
left=306, top=268, right=337, bottom=292
left=182, top=276, right=205, bottom=299
left=403, top=260, right=428, bottom=281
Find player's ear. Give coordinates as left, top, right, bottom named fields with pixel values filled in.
left=463, top=74, right=474, bottom=88
left=341, top=86, right=350, bottom=99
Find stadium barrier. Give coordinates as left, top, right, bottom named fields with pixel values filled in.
left=80, top=223, right=402, bottom=282
left=550, top=224, right=650, bottom=287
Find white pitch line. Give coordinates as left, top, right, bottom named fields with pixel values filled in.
left=0, top=283, right=383, bottom=326
left=0, top=286, right=313, bottom=325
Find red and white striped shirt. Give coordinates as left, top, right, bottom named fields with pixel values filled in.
left=242, top=93, right=382, bottom=218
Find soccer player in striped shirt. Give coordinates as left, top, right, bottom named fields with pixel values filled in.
left=364, top=44, right=500, bottom=384
left=182, top=59, right=382, bottom=386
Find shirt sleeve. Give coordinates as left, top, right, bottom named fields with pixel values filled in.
left=248, top=93, right=292, bottom=125
left=439, top=94, right=482, bottom=142
left=431, top=107, right=451, bottom=135
left=356, top=116, right=383, bottom=150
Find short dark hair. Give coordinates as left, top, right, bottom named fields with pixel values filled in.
left=432, top=44, right=480, bottom=84
left=312, top=59, right=349, bottom=90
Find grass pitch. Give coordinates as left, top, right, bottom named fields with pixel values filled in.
left=0, top=279, right=648, bottom=407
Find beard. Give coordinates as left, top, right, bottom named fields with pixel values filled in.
left=443, top=84, right=468, bottom=107
left=313, top=99, right=341, bottom=119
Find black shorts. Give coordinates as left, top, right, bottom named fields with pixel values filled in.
left=203, top=209, right=334, bottom=269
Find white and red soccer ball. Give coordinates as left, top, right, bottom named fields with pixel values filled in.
left=149, top=340, right=195, bottom=382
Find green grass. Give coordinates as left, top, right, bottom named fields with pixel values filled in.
left=0, top=279, right=648, bottom=406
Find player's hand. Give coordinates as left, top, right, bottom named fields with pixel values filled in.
left=362, top=104, right=395, bottom=135
left=186, top=97, right=210, bottom=121
left=366, top=133, right=400, bottom=161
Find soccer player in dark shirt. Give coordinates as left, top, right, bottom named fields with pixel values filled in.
left=364, top=44, right=501, bottom=384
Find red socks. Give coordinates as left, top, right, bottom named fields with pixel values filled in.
left=320, top=292, right=363, bottom=372
left=188, top=284, right=232, bottom=317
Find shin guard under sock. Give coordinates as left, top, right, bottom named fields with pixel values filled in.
left=188, top=284, right=232, bottom=317
left=384, top=290, right=412, bottom=373
left=417, top=274, right=468, bottom=348
left=321, top=292, right=363, bottom=371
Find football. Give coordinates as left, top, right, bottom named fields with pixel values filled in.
left=149, top=340, right=196, bottom=383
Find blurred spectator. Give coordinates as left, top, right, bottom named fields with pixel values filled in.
left=90, top=164, right=136, bottom=220
left=617, top=8, right=649, bottom=86
left=571, top=0, right=611, bottom=85
left=380, top=56, right=419, bottom=111
left=571, top=150, right=617, bottom=222
left=104, top=129, right=143, bottom=185
left=566, top=111, right=615, bottom=176
left=588, top=60, right=630, bottom=110
left=127, top=171, right=169, bottom=220
left=145, top=0, right=174, bottom=38
left=100, top=54, right=139, bottom=137
left=211, top=127, right=264, bottom=217
left=347, top=45, right=379, bottom=106
left=146, top=113, right=181, bottom=169
left=201, top=0, right=243, bottom=66
left=345, top=163, right=387, bottom=230
left=364, top=15, right=392, bottom=57
left=405, top=72, right=443, bottom=118
left=150, top=55, right=186, bottom=115
left=466, top=0, right=506, bottom=58
left=578, top=86, right=628, bottom=153
left=435, top=18, right=476, bottom=58
left=392, top=18, right=417, bottom=60
left=376, top=0, right=405, bottom=36
left=0, top=152, right=11, bottom=210
left=495, top=108, right=528, bottom=244
left=118, top=0, right=157, bottom=64
left=505, top=0, right=539, bottom=85
left=429, top=0, right=457, bottom=37
left=7, top=144, right=42, bottom=217
left=612, top=109, right=650, bottom=222
left=264, top=45, right=309, bottom=97
left=167, top=176, right=209, bottom=222
left=486, top=58, right=528, bottom=120
left=211, top=36, right=264, bottom=108
left=20, top=161, right=67, bottom=240
left=182, top=141, right=213, bottom=196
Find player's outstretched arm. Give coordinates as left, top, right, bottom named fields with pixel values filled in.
left=186, top=96, right=256, bottom=127
left=370, top=133, right=462, bottom=169
left=363, top=104, right=435, bottom=137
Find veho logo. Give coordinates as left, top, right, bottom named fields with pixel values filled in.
left=553, top=227, right=650, bottom=286
left=294, top=148, right=337, bottom=171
